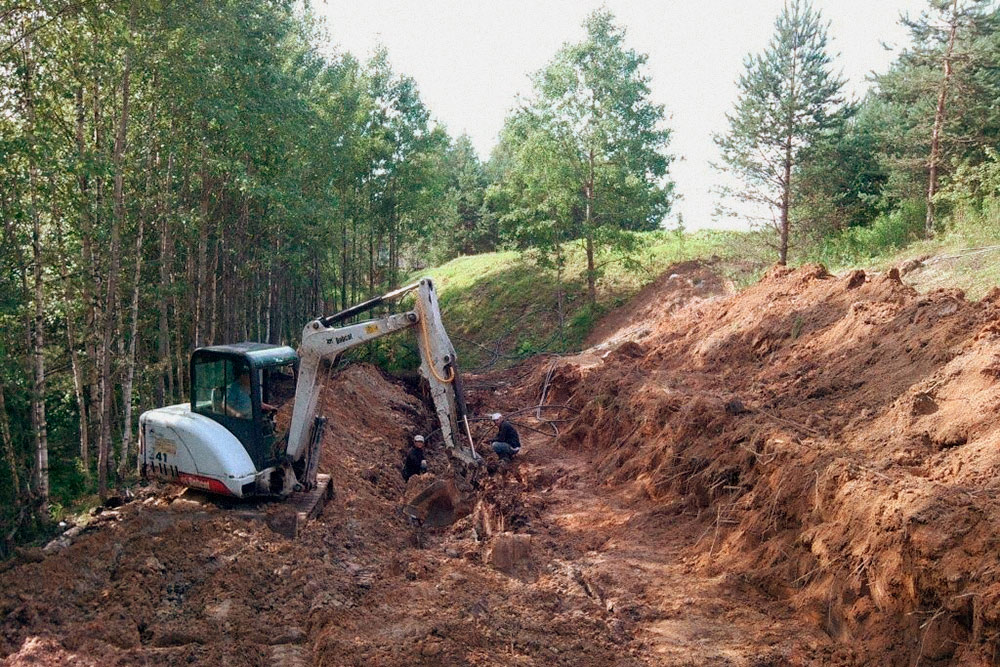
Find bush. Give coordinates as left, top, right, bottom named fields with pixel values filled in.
left=939, top=148, right=1000, bottom=209
left=810, top=199, right=926, bottom=266
left=939, top=195, right=1000, bottom=247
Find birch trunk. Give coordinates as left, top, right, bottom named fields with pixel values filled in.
left=55, top=209, right=90, bottom=476
left=23, top=28, right=48, bottom=506
left=207, top=234, right=220, bottom=346
left=119, top=167, right=149, bottom=478
left=157, top=151, right=174, bottom=403
left=98, top=44, right=131, bottom=496
left=194, top=145, right=210, bottom=348
left=0, top=385, right=18, bottom=499
left=73, top=85, right=97, bottom=464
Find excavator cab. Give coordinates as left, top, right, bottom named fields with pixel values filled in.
left=190, top=343, right=298, bottom=472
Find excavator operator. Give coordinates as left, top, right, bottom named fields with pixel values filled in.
left=226, top=367, right=276, bottom=419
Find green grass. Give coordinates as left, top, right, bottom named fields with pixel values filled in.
left=818, top=198, right=1000, bottom=300
left=373, top=229, right=742, bottom=371
left=362, top=197, right=1000, bottom=376
left=808, top=199, right=928, bottom=268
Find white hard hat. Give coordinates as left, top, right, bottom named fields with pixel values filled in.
left=491, top=413, right=503, bottom=421
left=413, top=435, right=424, bottom=443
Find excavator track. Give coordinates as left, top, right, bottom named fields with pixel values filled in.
left=259, top=474, right=334, bottom=538
left=178, top=473, right=334, bottom=538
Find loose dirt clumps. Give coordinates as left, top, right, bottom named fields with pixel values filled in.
left=0, top=363, right=643, bottom=666
left=548, top=263, right=1000, bottom=663
left=1, top=363, right=431, bottom=666
left=585, top=259, right=732, bottom=350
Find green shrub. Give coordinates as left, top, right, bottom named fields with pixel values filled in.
left=940, top=195, right=1000, bottom=246
left=811, top=199, right=926, bottom=266
left=516, top=340, right=539, bottom=356
left=49, top=456, right=94, bottom=508
left=939, top=148, right=1000, bottom=209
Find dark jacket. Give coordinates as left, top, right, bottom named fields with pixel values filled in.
left=496, top=420, right=521, bottom=450
left=402, top=445, right=426, bottom=481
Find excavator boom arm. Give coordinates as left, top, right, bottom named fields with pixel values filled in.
left=286, top=311, right=418, bottom=462
left=285, top=278, right=476, bottom=489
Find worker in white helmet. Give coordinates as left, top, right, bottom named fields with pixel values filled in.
left=490, top=413, right=521, bottom=462
left=402, top=434, right=428, bottom=481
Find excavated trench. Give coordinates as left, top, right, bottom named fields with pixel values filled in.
left=3, top=260, right=1000, bottom=665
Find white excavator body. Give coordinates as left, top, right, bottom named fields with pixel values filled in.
left=139, top=403, right=257, bottom=496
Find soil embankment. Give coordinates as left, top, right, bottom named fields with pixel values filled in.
left=546, top=264, right=1000, bottom=664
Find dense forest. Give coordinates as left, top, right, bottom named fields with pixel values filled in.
left=0, top=0, right=507, bottom=544
left=2, top=0, right=999, bottom=553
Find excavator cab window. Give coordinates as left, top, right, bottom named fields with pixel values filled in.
left=262, top=362, right=296, bottom=407
left=193, top=357, right=253, bottom=420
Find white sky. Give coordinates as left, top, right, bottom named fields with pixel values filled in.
left=315, top=0, right=928, bottom=230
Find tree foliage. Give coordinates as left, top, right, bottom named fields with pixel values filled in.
left=793, top=100, right=890, bottom=240
left=0, top=0, right=474, bottom=548
left=871, top=0, right=1000, bottom=234
left=488, top=9, right=674, bottom=305
left=715, top=0, right=846, bottom=264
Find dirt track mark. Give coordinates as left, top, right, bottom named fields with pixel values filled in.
left=519, top=435, right=841, bottom=665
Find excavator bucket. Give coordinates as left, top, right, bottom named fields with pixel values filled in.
left=401, top=475, right=469, bottom=528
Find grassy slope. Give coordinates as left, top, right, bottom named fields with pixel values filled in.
left=831, top=239, right=1000, bottom=301
left=407, top=230, right=742, bottom=369
left=373, top=211, right=1000, bottom=373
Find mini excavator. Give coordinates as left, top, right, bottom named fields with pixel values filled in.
left=138, top=278, right=479, bottom=518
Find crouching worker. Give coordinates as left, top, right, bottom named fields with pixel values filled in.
left=490, top=413, right=521, bottom=462
left=402, top=435, right=428, bottom=481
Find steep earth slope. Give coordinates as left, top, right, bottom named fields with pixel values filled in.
left=542, top=264, right=1000, bottom=664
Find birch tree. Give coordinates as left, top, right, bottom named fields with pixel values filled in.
left=492, top=9, right=673, bottom=306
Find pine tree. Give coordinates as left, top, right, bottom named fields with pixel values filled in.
left=793, top=101, right=889, bottom=238
left=881, top=0, right=998, bottom=235
left=715, top=0, right=845, bottom=265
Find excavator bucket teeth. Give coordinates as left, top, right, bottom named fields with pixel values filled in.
left=402, top=475, right=469, bottom=528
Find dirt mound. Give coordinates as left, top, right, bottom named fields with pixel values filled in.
left=546, top=263, right=1000, bottom=663
left=585, top=259, right=732, bottom=349
left=0, top=364, right=636, bottom=666
left=0, top=364, right=425, bottom=666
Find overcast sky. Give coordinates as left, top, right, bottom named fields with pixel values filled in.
left=315, top=0, right=929, bottom=230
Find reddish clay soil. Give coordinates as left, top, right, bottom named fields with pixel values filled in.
left=584, top=259, right=733, bottom=349
left=544, top=264, right=1000, bottom=665
left=3, top=261, right=1000, bottom=665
